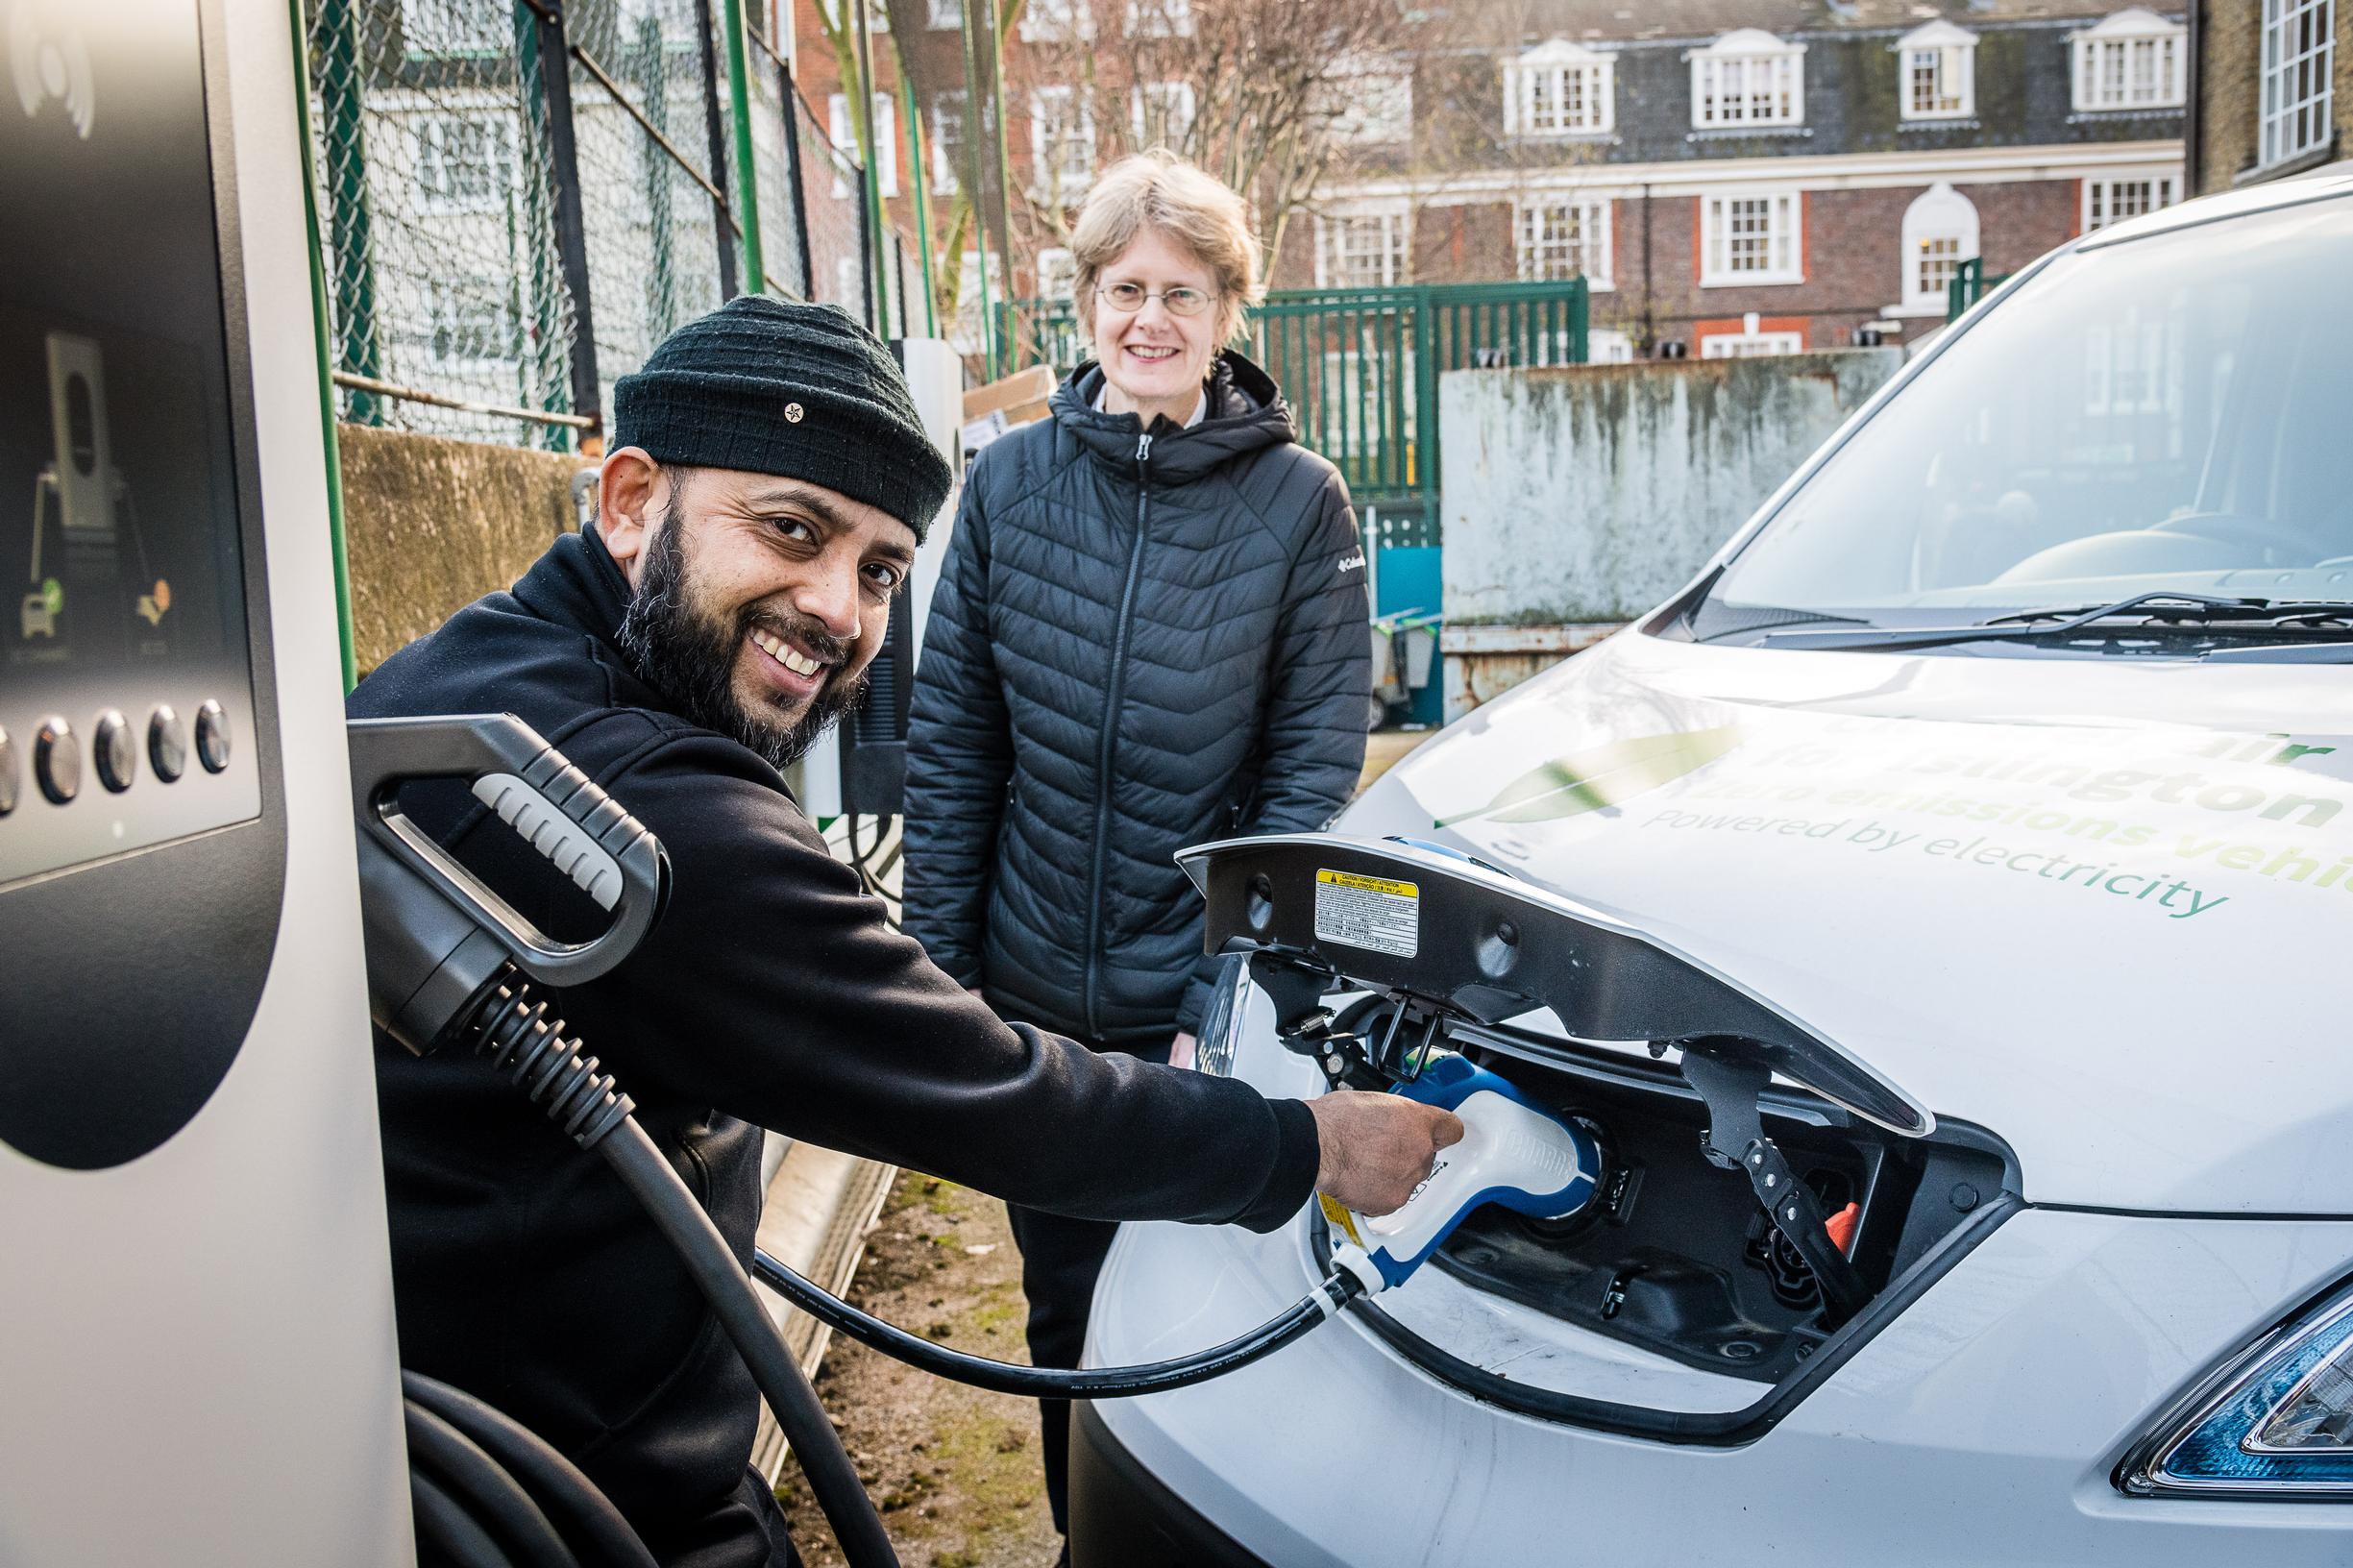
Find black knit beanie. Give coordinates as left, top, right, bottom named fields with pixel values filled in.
left=611, top=296, right=954, bottom=537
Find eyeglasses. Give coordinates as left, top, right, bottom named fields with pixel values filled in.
left=1095, top=282, right=1217, bottom=317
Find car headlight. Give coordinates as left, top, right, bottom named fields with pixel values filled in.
left=1192, top=953, right=1250, bottom=1077
left=2120, top=1277, right=2353, bottom=1499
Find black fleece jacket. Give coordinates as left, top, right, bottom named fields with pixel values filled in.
left=903, top=353, right=1369, bottom=1046
left=348, top=527, right=1320, bottom=1568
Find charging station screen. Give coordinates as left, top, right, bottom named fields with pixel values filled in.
left=0, top=0, right=261, bottom=884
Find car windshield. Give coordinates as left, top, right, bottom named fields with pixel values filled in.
left=1698, top=194, right=2353, bottom=645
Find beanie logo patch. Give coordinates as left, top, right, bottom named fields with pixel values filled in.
left=784, top=402, right=805, bottom=424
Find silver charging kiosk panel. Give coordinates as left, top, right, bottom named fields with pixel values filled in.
left=0, top=2, right=411, bottom=1561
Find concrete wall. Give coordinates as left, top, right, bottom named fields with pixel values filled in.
left=336, top=425, right=593, bottom=674
left=1438, top=349, right=1900, bottom=629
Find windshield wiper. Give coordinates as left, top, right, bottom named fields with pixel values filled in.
left=1757, top=592, right=2353, bottom=652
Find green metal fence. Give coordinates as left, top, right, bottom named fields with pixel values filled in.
left=1003, top=280, right=1589, bottom=527
left=306, top=0, right=914, bottom=453
left=1946, top=257, right=2013, bottom=322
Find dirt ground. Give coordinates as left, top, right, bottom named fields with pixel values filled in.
left=774, top=731, right=1438, bottom=1565
left=774, top=1174, right=1062, bottom=1568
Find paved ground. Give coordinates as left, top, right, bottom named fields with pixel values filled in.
left=774, top=1175, right=1060, bottom=1568
left=775, top=729, right=1443, bottom=1564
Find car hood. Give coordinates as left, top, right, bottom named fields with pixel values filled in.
left=1346, top=631, right=2353, bottom=1213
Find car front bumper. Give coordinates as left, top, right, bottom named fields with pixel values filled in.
left=1069, top=1401, right=1274, bottom=1568
left=1078, top=1205, right=2353, bottom=1567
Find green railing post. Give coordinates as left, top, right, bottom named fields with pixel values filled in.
left=849, top=0, right=889, bottom=333
left=291, top=0, right=357, bottom=689
left=719, top=0, right=765, bottom=293
left=902, top=86, right=938, bottom=336
left=635, top=13, right=679, bottom=339
left=313, top=0, right=382, bottom=428
left=1411, top=285, right=1436, bottom=499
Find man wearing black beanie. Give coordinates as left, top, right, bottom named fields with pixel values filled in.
left=348, top=296, right=1458, bottom=1568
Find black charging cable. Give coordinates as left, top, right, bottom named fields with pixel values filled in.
left=750, top=1247, right=1361, bottom=1398
left=446, top=971, right=1376, bottom=1532
left=404, top=1372, right=658, bottom=1568
left=452, top=970, right=1374, bottom=1401
left=444, top=977, right=903, bottom=1568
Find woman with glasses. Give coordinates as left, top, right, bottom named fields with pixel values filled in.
left=902, top=150, right=1371, bottom=1559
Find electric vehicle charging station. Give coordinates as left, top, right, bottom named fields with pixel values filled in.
left=0, top=1, right=411, bottom=1561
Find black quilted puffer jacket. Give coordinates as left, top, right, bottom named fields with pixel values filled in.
left=903, top=351, right=1370, bottom=1047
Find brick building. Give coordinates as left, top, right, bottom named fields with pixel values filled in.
left=782, top=0, right=2189, bottom=358
left=1302, top=1, right=2191, bottom=357
left=2189, top=0, right=2345, bottom=192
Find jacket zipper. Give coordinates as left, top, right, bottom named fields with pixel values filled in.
left=1084, top=430, right=1152, bottom=1040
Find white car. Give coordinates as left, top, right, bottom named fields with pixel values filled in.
left=1073, top=165, right=2353, bottom=1565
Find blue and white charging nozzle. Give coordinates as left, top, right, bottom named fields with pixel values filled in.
left=1324, top=1051, right=1605, bottom=1291
left=1189, top=947, right=1608, bottom=1297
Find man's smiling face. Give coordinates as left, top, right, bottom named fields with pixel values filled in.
left=601, top=451, right=917, bottom=768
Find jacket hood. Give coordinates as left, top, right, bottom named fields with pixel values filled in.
left=1051, top=349, right=1296, bottom=483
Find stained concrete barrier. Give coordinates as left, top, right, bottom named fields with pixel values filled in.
left=336, top=424, right=593, bottom=675
left=1437, top=350, right=1901, bottom=717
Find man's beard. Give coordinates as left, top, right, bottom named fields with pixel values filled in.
left=615, top=507, right=869, bottom=770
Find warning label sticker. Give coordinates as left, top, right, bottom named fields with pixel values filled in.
left=1313, top=869, right=1420, bottom=958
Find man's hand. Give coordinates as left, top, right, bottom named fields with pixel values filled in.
left=1306, top=1090, right=1465, bottom=1217
left=1169, top=1031, right=1196, bottom=1070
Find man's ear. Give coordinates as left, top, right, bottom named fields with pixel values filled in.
left=598, top=448, right=670, bottom=587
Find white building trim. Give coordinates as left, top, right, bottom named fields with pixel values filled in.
left=1896, top=20, right=1977, bottom=121
left=1314, top=206, right=1411, bottom=288
left=1512, top=194, right=1614, bottom=288
left=2082, top=166, right=2185, bottom=230
left=2260, top=0, right=2337, bottom=168
left=1312, top=139, right=2187, bottom=207
left=1688, top=29, right=1806, bottom=129
left=2069, top=8, right=2187, bottom=112
left=1698, top=186, right=1803, bottom=286
left=1505, top=37, right=1616, bottom=137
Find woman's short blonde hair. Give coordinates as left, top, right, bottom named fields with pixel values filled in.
left=1070, top=151, right=1262, bottom=346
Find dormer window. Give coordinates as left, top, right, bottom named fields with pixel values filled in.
left=1690, top=30, right=1805, bottom=129
left=2071, top=8, right=2187, bottom=112
left=1898, top=20, right=1976, bottom=120
left=1505, top=39, right=1615, bottom=136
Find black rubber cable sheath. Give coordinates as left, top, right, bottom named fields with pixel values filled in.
left=412, top=1469, right=520, bottom=1568
left=403, top=1372, right=660, bottom=1568
left=597, top=1118, right=902, bottom=1568
left=404, top=1400, right=582, bottom=1568
left=751, top=1247, right=1361, bottom=1397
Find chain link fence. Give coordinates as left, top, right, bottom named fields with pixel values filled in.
left=307, top=0, right=916, bottom=453
left=791, top=78, right=870, bottom=323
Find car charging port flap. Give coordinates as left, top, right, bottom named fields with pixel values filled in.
left=1681, top=1043, right=1872, bottom=1327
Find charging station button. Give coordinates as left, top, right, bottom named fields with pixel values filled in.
left=35, top=717, right=79, bottom=804
left=149, top=705, right=186, bottom=782
left=94, top=711, right=136, bottom=794
left=195, top=699, right=232, bottom=773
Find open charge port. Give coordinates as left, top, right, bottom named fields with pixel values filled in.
left=1393, top=1019, right=2012, bottom=1384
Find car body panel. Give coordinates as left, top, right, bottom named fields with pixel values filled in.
left=1338, top=630, right=2353, bottom=1214
left=1089, top=1206, right=2353, bottom=1566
